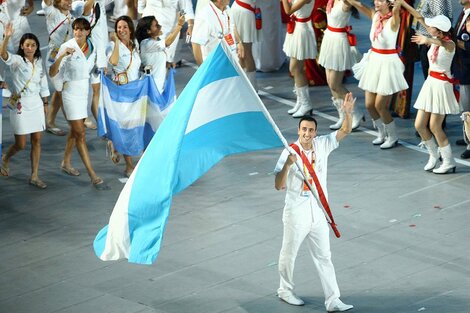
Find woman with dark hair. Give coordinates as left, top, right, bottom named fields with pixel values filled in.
left=318, top=0, right=363, bottom=130
left=136, top=14, right=185, bottom=92
left=399, top=0, right=458, bottom=173
left=43, top=0, right=93, bottom=136
left=0, top=24, right=50, bottom=188
left=49, top=17, right=106, bottom=189
left=346, top=0, right=408, bottom=149
left=107, top=15, right=142, bottom=177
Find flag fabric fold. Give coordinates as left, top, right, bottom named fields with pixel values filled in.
left=94, top=41, right=283, bottom=265
left=97, top=70, right=175, bottom=156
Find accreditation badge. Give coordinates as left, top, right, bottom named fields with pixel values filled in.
left=116, top=72, right=129, bottom=85
left=224, top=33, right=237, bottom=52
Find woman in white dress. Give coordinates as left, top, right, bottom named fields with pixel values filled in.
left=136, top=14, right=185, bottom=93
left=0, top=26, right=49, bottom=188
left=107, top=15, right=142, bottom=177
left=230, top=0, right=261, bottom=89
left=399, top=2, right=458, bottom=173
left=347, top=0, right=408, bottom=149
left=318, top=0, right=363, bottom=130
left=281, top=0, right=316, bottom=118
left=49, top=17, right=106, bottom=189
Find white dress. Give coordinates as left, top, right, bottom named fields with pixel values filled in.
left=140, top=37, right=167, bottom=93
left=56, top=38, right=97, bottom=121
left=230, top=0, right=262, bottom=43
left=318, top=0, right=354, bottom=71
left=2, top=54, right=50, bottom=135
left=413, top=44, right=459, bottom=114
left=353, top=12, right=408, bottom=95
left=283, top=0, right=316, bottom=60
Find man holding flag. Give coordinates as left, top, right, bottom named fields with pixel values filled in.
left=274, top=93, right=355, bottom=312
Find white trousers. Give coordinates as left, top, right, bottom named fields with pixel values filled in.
left=278, top=219, right=340, bottom=309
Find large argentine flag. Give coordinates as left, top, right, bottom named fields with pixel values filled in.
left=98, top=70, right=175, bottom=156
left=93, top=42, right=283, bottom=264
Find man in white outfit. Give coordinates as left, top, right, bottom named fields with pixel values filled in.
left=191, top=0, right=243, bottom=65
left=274, top=93, right=355, bottom=313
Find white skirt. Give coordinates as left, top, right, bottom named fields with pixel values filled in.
left=413, top=76, right=459, bottom=115
left=353, top=50, right=408, bottom=96
left=62, top=79, right=89, bottom=121
left=318, top=30, right=354, bottom=71
left=283, top=22, right=317, bottom=60
left=231, top=3, right=262, bottom=43
left=9, top=94, right=45, bottom=135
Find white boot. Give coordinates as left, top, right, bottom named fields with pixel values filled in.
left=292, top=86, right=313, bottom=118
left=351, top=109, right=365, bottom=130
left=422, top=137, right=439, bottom=171
left=246, top=71, right=258, bottom=92
left=380, top=120, right=399, bottom=149
left=288, top=85, right=302, bottom=114
left=329, top=98, right=344, bottom=130
left=433, top=144, right=456, bottom=174
left=372, top=119, right=386, bottom=145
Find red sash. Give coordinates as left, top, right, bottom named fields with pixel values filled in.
left=327, top=25, right=357, bottom=46
left=287, top=15, right=311, bottom=34
left=290, top=143, right=341, bottom=238
left=371, top=47, right=400, bottom=54
left=429, top=71, right=460, bottom=102
left=235, top=0, right=255, bottom=12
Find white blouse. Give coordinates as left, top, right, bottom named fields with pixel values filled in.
left=106, top=40, right=142, bottom=82
left=56, top=38, right=97, bottom=82
left=2, top=54, right=50, bottom=98
left=140, top=37, right=167, bottom=92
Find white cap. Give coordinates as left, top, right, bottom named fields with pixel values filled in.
left=425, top=15, right=452, bottom=32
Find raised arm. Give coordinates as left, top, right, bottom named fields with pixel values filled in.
left=390, top=0, right=402, bottom=32
left=281, top=0, right=312, bottom=16
left=1, top=24, right=13, bottom=61
left=49, top=47, right=74, bottom=77
left=344, top=0, right=374, bottom=19
left=108, top=33, right=120, bottom=66
left=336, top=92, right=355, bottom=142
left=165, top=14, right=185, bottom=47
left=83, top=0, right=95, bottom=16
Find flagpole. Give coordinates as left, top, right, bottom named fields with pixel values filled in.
left=220, top=41, right=340, bottom=237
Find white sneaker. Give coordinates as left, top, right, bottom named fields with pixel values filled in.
left=277, top=292, right=304, bottom=306
left=327, top=299, right=354, bottom=312
left=36, top=9, right=45, bottom=15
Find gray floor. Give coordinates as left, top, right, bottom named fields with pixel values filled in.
left=1, top=2, right=470, bottom=313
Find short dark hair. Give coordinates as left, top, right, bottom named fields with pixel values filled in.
left=72, top=17, right=91, bottom=30
left=298, top=115, right=317, bottom=129
left=17, top=33, right=41, bottom=60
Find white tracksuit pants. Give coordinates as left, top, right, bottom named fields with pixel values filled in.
left=278, top=218, right=341, bottom=309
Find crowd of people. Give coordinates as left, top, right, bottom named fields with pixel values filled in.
left=0, top=0, right=469, bottom=312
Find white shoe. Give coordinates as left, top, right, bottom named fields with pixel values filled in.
left=372, top=119, right=385, bottom=145
left=288, top=86, right=302, bottom=114
left=433, top=144, right=456, bottom=174
left=292, top=86, right=312, bottom=118
left=327, top=299, right=354, bottom=312
left=277, top=292, right=304, bottom=306
left=36, top=9, right=45, bottom=15
left=380, top=120, right=399, bottom=149
left=329, top=98, right=344, bottom=130
left=351, top=110, right=365, bottom=130
left=420, top=137, right=439, bottom=171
